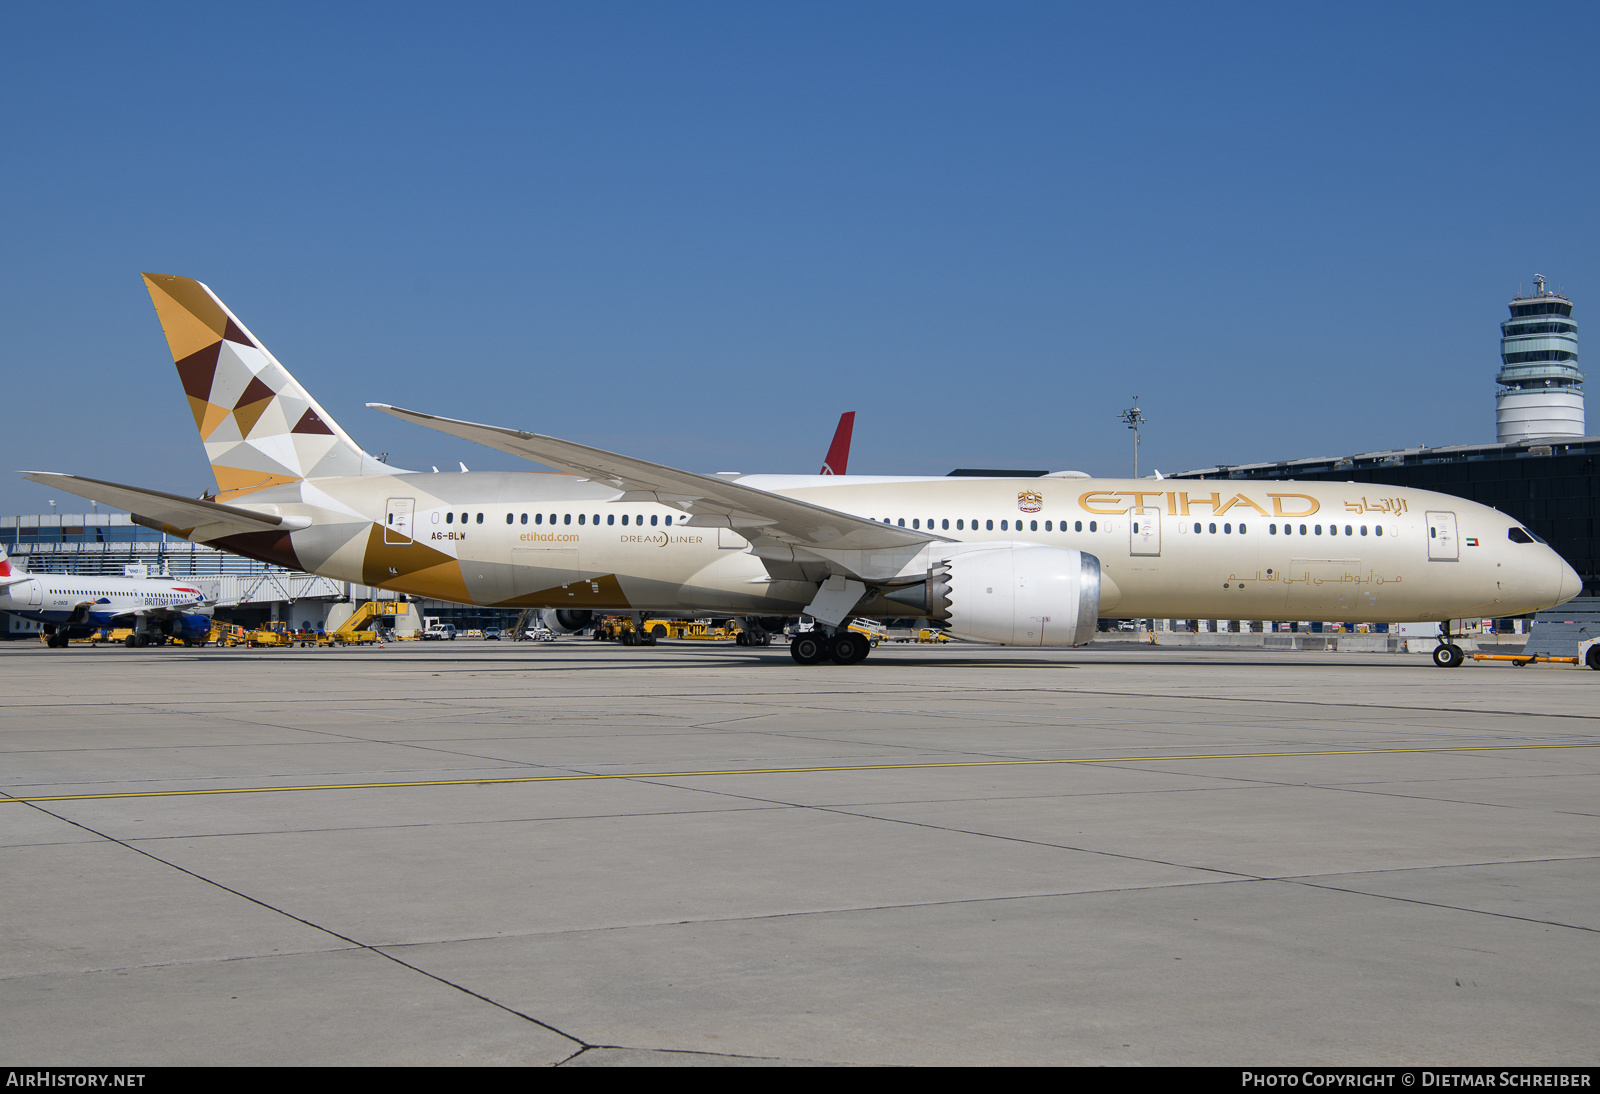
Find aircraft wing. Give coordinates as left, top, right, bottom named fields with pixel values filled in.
left=370, top=405, right=941, bottom=562
left=21, top=473, right=310, bottom=540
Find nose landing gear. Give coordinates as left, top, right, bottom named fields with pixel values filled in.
left=1432, top=621, right=1465, bottom=668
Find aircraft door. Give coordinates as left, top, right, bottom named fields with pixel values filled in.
left=385, top=498, right=415, bottom=545
left=1426, top=511, right=1459, bottom=561
left=25, top=578, right=42, bottom=607
left=1129, top=508, right=1161, bottom=556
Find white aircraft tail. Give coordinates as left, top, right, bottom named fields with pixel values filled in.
left=142, top=274, right=387, bottom=501
left=0, top=544, right=28, bottom=585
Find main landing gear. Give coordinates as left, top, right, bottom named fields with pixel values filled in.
left=1432, top=621, right=1465, bottom=668
left=789, top=629, right=871, bottom=666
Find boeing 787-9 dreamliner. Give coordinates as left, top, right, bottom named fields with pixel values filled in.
left=23, top=274, right=1582, bottom=668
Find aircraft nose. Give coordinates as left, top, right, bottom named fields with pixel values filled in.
left=1555, top=553, right=1581, bottom=605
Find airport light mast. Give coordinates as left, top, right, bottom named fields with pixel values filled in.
left=1118, top=397, right=1147, bottom=478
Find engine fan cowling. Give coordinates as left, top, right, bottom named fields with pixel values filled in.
left=542, top=609, right=595, bottom=634
left=934, top=544, right=1102, bottom=646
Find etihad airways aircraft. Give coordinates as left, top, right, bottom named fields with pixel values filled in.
left=0, top=546, right=213, bottom=647
left=22, top=274, right=1582, bottom=668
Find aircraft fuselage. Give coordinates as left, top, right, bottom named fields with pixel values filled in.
left=196, top=471, right=1577, bottom=625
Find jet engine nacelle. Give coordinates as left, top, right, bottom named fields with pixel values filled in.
left=166, top=613, right=213, bottom=643
left=541, top=609, right=595, bottom=634
left=913, top=544, right=1103, bottom=647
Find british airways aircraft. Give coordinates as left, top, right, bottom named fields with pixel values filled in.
left=21, top=274, right=1583, bottom=667
left=0, top=546, right=213, bottom=647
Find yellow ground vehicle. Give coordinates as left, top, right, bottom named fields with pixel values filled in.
left=320, top=601, right=401, bottom=646
left=210, top=621, right=247, bottom=647
left=678, top=620, right=737, bottom=641
left=245, top=621, right=295, bottom=647
left=847, top=618, right=890, bottom=646
left=593, top=616, right=658, bottom=645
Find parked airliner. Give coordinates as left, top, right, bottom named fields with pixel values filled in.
left=0, top=546, right=212, bottom=647
left=21, top=274, right=1582, bottom=667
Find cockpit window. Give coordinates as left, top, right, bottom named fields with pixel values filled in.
left=1507, top=527, right=1537, bottom=544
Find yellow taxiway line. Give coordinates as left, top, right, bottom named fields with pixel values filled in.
left=3, top=741, right=1598, bottom=805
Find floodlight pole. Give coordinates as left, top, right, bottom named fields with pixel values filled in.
left=1117, top=397, right=1147, bottom=479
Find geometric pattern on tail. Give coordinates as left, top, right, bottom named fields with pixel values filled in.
left=142, top=273, right=374, bottom=501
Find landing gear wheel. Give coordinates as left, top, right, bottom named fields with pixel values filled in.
left=1587, top=646, right=1600, bottom=671
left=125, top=635, right=138, bottom=648
left=1432, top=643, right=1465, bottom=668
left=790, top=634, right=827, bottom=665
left=828, top=632, right=870, bottom=665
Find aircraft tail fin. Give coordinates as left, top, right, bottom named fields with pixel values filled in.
left=0, top=544, right=27, bottom=585
left=820, top=411, right=855, bottom=475
left=141, top=274, right=386, bottom=501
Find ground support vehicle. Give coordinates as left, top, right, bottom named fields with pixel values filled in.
left=593, top=616, right=659, bottom=645
left=320, top=601, right=401, bottom=646
left=422, top=617, right=456, bottom=641
left=678, top=620, right=738, bottom=641
left=847, top=618, right=889, bottom=646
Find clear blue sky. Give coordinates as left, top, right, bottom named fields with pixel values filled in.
left=3, top=2, right=1595, bottom=513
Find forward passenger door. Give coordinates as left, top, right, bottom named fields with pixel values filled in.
left=1129, top=508, right=1161, bottom=556
left=1426, top=511, right=1459, bottom=561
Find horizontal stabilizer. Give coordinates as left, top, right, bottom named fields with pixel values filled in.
left=21, top=472, right=309, bottom=539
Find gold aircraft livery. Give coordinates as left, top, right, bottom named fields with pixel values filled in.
left=23, top=274, right=1581, bottom=667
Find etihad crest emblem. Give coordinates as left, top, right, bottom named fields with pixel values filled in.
left=1017, top=490, right=1043, bottom=514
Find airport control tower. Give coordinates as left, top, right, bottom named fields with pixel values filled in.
left=1496, top=276, right=1584, bottom=442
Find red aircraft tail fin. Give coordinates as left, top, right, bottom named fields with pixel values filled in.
left=819, top=411, right=855, bottom=475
